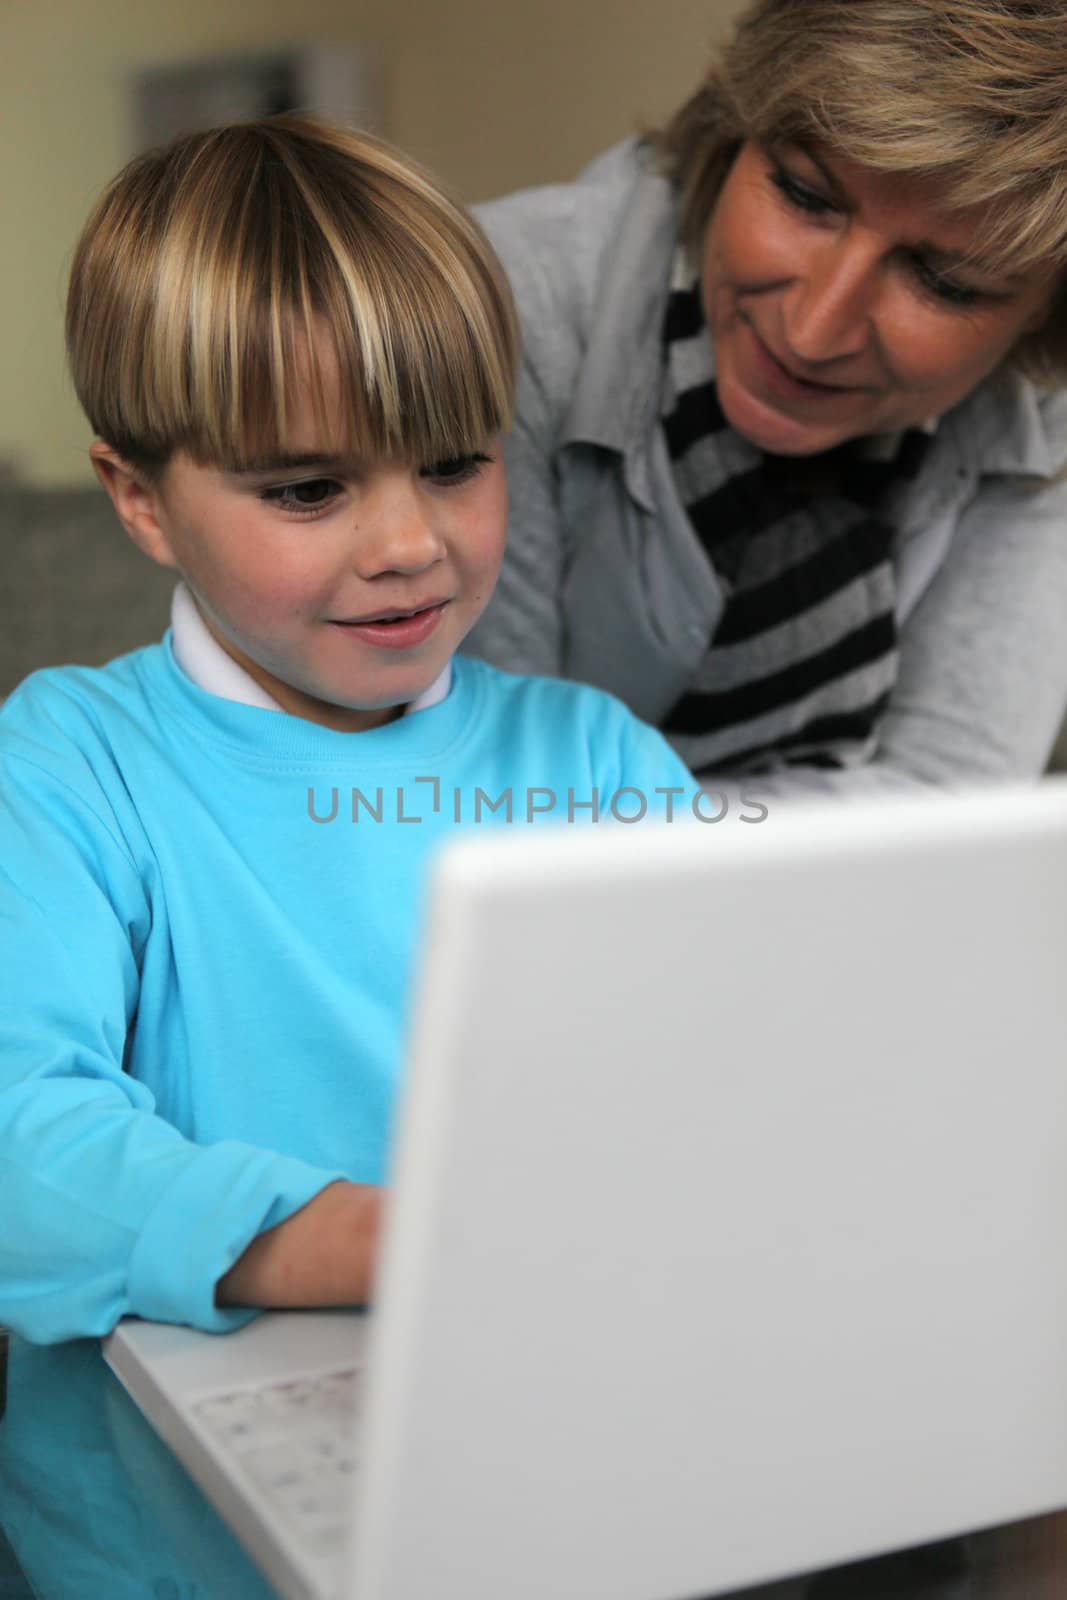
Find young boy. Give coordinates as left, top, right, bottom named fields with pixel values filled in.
left=0, top=115, right=697, bottom=1346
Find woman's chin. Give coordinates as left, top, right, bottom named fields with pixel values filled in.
left=716, top=370, right=853, bottom=457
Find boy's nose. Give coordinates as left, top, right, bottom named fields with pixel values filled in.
left=352, top=482, right=445, bottom=577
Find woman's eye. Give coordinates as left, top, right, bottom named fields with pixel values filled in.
left=422, top=452, right=492, bottom=486
left=771, top=168, right=835, bottom=218
left=261, top=477, right=340, bottom=512
left=910, top=257, right=983, bottom=309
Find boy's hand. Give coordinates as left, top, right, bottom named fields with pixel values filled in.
left=215, top=1181, right=383, bottom=1310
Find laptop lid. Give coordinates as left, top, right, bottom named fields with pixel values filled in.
left=350, top=782, right=1067, bottom=1600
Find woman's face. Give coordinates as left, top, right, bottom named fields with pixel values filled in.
left=701, top=140, right=1059, bottom=456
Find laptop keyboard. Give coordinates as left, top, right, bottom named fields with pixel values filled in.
left=191, top=1367, right=363, bottom=1549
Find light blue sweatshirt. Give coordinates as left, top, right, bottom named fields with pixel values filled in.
left=0, top=640, right=696, bottom=1344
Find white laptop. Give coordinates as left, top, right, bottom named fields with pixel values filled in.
left=105, top=782, right=1067, bottom=1600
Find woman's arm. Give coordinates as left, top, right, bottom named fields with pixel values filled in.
left=464, top=394, right=568, bottom=677
left=467, top=180, right=607, bottom=680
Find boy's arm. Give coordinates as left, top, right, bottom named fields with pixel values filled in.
left=216, top=1180, right=382, bottom=1308
left=0, top=748, right=355, bottom=1343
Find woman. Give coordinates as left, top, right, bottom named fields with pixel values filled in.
left=466, top=0, right=1067, bottom=797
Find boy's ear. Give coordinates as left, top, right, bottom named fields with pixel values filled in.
left=89, top=442, right=180, bottom=570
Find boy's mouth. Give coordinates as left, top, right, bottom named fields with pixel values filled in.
left=329, top=600, right=450, bottom=649
left=340, top=600, right=448, bottom=624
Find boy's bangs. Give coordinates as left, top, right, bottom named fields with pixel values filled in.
left=68, top=119, right=518, bottom=476
left=191, top=271, right=514, bottom=474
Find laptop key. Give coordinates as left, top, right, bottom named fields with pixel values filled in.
left=189, top=1368, right=363, bottom=1550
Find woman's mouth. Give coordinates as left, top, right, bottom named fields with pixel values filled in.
left=745, top=322, right=871, bottom=404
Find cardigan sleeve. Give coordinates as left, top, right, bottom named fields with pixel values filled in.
left=466, top=368, right=569, bottom=678
left=466, top=183, right=599, bottom=679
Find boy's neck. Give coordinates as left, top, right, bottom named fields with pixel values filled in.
left=169, top=582, right=452, bottom=722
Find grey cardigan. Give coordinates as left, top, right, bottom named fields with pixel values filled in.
left=467, top=140, right=1067, bottom=795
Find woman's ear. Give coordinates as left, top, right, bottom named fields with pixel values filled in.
left=89, top=443, right=180, bottom=570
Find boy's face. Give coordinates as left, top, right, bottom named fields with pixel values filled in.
left=93, top=367, right=508, bottom=733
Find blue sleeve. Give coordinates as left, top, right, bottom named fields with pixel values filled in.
left=0, top=745, right=342, bottom=1344
left=613, top=713, right=697, bottom=824
left=576, top=687, right=698, bottom=825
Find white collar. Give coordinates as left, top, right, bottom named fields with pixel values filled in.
left=169, top=582, right=452, bottom=717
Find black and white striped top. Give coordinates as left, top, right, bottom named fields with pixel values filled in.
left=660, top=268, right=932, bottom=776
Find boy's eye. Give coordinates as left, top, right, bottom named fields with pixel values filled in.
left=421, top=452, right=492, bottom=486
left=261, top=477, right=341, bottom=512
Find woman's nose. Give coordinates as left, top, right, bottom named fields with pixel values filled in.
left=781, top=240, right=875, bottom=366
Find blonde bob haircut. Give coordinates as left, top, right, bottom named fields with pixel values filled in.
left=654, top=0, right=1067, bottom=383
left=66, top=115, right=519, bottom=477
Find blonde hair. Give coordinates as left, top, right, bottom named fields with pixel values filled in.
left=66, top=115, right=519, bottom=476
left=654, top=0, right=1067, bottom=381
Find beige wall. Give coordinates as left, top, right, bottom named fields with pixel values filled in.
left=387, top=0, right=731, bottom=200
left=0, top=0, right=740, bottom=487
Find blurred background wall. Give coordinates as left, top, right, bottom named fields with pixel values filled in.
left=0, top=0, right=740, bottom=488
